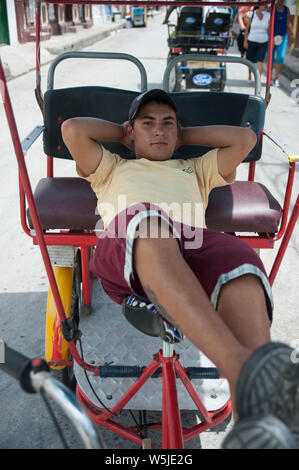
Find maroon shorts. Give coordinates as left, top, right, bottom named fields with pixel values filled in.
left=90, top=203, right=273, bottom=321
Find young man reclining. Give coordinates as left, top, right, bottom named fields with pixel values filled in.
left=62, top=89, right=299, bottom=440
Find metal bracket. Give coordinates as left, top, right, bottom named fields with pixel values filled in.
left=47, top=245, right=75, bottom=268
left=21, top=125, right=44, bottom=156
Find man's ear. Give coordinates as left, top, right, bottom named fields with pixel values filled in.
left=122, top=121, right=135, bottom=151
left=124, top=121, right=135, bottom=141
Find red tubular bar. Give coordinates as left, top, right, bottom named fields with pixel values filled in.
left=76, top=386, right=147, bottom=447
left=81, top=246, right=92, bottom=308
left=0, top=57, right=97, bottom=375
left=99, top=354, right=162, bottom=417
left=174, top=359, right=213, bottom=425
left=161, top=356, right=184, bottom=448
left=273, top=161, right=296, bottom=241
left=19, top=173, right=33, bottom=238
left=269, top=194, right=299, bottom=286
left=47, top=156, right=54, bottom=177
left=0, top=62, right=62, bottom=316
left=75, top=349, right=232, bottom=447
left=248, top=161, right=256, bottom=182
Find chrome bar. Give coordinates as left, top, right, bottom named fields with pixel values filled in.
left=31, top=373, right=102, bottom=449
left=163, top=54, right=261, bottom=96
left=47, top=51, right=148, bottom=92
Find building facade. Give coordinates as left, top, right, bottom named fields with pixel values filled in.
left=1, top=1, right=96, bottom=45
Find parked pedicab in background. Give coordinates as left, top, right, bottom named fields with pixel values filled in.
left=166, top=4, right=233, bottom=91
left=132, top=5, right=148, bottom=26
left=0, top=0, right=298, bottom=449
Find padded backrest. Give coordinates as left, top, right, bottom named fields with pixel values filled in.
left=43, top=86, right=266, bottom=163
left=177, top=6, right=203, bottom=33
left=43, top=87, right=139, bottom=160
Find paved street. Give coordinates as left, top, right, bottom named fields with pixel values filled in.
left=0, top=11, right=298, bottom=450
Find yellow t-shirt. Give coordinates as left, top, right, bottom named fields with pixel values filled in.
left=83, top=146, right=235, bottom=229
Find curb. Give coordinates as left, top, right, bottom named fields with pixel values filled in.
left=1, top=21, right=125, bottom=82
left=44, top=20, right=126, bottom=55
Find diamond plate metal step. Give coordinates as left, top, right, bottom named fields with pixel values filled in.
left=74, top=280, right=230, bottom=411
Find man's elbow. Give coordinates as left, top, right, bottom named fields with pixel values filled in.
left=243, top=128, right=257, bottom=153
left=61, top=118, right=79, bottom=142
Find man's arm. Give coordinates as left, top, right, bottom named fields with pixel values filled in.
left=61, top=117, right=132, bottom=177
left=177, top=125, right=257, bottom=179
left=238, top=9, right=245, bottom=30
left=243, top=16, right=252, bottom=50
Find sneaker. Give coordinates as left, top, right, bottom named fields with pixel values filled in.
left=222, top=415, right=298, bottom=449
left=274, top=78, right=280, bottom=87
left=235, top=342, right=299, bottom=443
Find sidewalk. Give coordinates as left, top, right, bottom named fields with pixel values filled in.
left=281, top=47, right=299, bottom=82
left=0, top=20, right=126, bottom=81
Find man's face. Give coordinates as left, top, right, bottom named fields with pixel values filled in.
left=128, top=101, right=179, bottom=161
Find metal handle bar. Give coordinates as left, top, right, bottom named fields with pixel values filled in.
left=163, top=54, right=261, bottom=96
left=0, top=342, right=102, bottom=449
left=47, top=51, right=148, bottom=92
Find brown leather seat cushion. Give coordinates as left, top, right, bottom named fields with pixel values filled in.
left=206, top=181, right=282, bottom=233
left=27, top=177, right=100, bottom=231
left=28, top=177, right=282, bottom=234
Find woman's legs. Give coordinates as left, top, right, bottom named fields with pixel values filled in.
left=257, top=61, right=264, bottom=76
left=274, top=34, right=288, bottom=81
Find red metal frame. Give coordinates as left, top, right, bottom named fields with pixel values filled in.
left=0, top=0, right=297, bottom=448
left=76, top=350, right=232, bottom=448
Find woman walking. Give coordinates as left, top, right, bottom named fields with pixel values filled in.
left=244, top=5, right=270, bottom=81
left=271, top=0, right=295, bottom=86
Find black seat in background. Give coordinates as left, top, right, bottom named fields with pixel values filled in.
left=205, top=11, right=232, bottom=34
left=176, top=6, right=203, bottom=33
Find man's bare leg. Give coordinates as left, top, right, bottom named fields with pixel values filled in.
left=134, top=220, right=271, bottom=417
left=217, top=274, right=271, bottom=417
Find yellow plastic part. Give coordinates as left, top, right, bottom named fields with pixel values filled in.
left=45, top=266, right=73, bottom=370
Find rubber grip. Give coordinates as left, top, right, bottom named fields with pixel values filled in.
left=0, top=343, right=35, bottom=393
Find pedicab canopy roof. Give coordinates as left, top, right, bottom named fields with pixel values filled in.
left=45, top=0, right=274, bottom=6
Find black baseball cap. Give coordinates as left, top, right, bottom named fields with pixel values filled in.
left=128, top=89, right=177, bottom=122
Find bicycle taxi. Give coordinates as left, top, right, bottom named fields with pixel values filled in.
left=166, top=4, right=233, bottom=91
left=0, top=0, right=298, bottom=449
left=131, top=6, right=148, bottom=27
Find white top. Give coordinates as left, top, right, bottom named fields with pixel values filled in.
left=248, top=10, right=270, bottom=43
